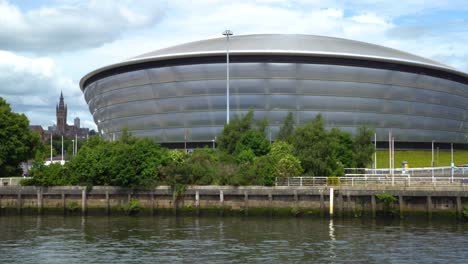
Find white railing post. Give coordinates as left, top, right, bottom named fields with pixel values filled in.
left=300, top=177, right=303, bottom=187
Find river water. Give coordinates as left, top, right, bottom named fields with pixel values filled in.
left=0, top=216, right=466, bottom=263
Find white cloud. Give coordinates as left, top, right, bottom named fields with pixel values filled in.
left=0, top=50, right=95, bottom=129
left=0, top=0, right=165, bottom=53
left=1, top=0, right=467, bottom=131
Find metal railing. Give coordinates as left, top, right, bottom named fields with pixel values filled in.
left=345, top=166, right=468, bottom=177
left=275, top=175, right=468, bottom=187
left=0, top=177, right=23, bottom=186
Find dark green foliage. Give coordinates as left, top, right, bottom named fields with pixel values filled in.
left=25, top=133, right=168, bottom=188
left=125, top=198, right=140, bottom=215
left=326, top=176, right=341, bottom=186
left=217, top=110, right=254, bottom=154
left=67, top=201, right=79, bottom=212
left=376, top=193, right=397, bottom=215
left=354, top=126, right=376, bottom=168
left=236, top=130, right=270, bottom=156
left=251, top=155, right=276, bottom=186
left=21, top=162, right=72, bottom=186
left=462, top=203, right=468, bottom=219
left=290, top=114, right=338, bottom=176
left=21, top=110, right=374, bottom=189
left=330, top=128, right=355, bottom=169
left=0, top=97, right=41, bottom=176
left=277, top=112, right=294, bottom=142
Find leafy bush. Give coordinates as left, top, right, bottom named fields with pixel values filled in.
left=326, top=176, right=341, bottom=186
left=125, top=198, right=140, bottom=215
left=67, top=201, right=79, bottom=212
left=376, top=193, right=397, bottom=216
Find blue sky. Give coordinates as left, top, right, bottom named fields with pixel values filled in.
left=0, top=0, right=467, bottom=130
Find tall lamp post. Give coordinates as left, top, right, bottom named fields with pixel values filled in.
left=431, top=140, right=435, bottom=182
left=222, top=29, right=233, bottom=124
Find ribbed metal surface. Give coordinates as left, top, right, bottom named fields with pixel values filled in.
left=83, top=59, right=468, bottom=143
left=130, top=34, right=447, bottom=68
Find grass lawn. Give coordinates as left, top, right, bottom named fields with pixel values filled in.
left=375, top=150, right=468, bottom=168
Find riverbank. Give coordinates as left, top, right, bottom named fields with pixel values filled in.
left=0, top=186, right=467, bottom=219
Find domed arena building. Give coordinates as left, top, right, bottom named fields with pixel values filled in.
left=80, top=34, right=468, bottom=148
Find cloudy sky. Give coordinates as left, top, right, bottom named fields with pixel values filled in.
left=1, top=0, right=467, bottom=130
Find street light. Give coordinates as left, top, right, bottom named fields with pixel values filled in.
left=222, top=29, right=233, bottom=124
left=431, top=140, right=435, bottom=182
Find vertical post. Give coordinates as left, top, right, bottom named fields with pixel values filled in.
left=105, top=190, right=110, bottom=216
left=456, top=196, right=462, bottom=219
left=50, top=134, right=53, bottom=162
left=346, top=193, right=351, bottom=216
left=222, top=30, right=233, bottom=124
left=338, top=192, right=344, bottom=216
left=268, top=193, right=273, bottom=216
left=219, top=190, right=224, bottom=207
left=61, top=136, right=64, bottom=162
left=226, top=34, right=230, bottom=124
left=184, top=128, right=187, bottom=153
left=320, top=190, right=325, bottom=216
left=62, top=191, right=66, bottom=215
left=37, top=187, right=43, bottom=214
left=151, top=191, right=155, bottom=216
left=432, top=140, right=435, bottom=182
left=399, top=195, right=404, bottom=219
left=329, top=188, right=334, bottom=218
left=451, top=143, right=454, bottom=183
left=426, top=196, right=432, bottom=218
left=195, top=190, right=200, bottom=209
left=75, top=134, right=78, bottom=155
left=374, top=133, right=377, bottom=174
left=17, top=191, right=22, bottom=214
left=371, top=195, right=376, bottom=218
left=389, top=130, right=391, bottom=175
left=81, top=188, right=87, bottom=215
left=244, top=191, right=249, bottom=216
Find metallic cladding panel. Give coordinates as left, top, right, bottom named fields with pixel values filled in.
left=84, top=62, right=468, bottom=144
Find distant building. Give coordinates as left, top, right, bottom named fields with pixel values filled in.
left=29, top=125, right=48, bottom=142
left=48, top=92, right=89, bottom=138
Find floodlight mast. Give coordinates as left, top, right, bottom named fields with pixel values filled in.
left=222, top=30, right=233, bottom=124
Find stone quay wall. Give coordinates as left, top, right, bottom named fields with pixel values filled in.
left=0, top=186, right=467, bottom=219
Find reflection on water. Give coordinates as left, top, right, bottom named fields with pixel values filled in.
left=0, top=216, right=466, bottom=263
left=328, top=219, right=336, bottom=261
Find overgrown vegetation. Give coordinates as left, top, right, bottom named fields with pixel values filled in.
left=21, top=110, right=375, bottom=188
left=376, top=193, right=397, bottom=216
left=0, top=97, right=41, bottom=176
left=124, top=198, right=140, bottom=215
left=463, top=203, right=468, bottom=219
left=67, top=201, right=79, bottom=212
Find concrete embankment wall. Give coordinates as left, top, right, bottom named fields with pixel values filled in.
left=0, top=186, right=467, bottom=219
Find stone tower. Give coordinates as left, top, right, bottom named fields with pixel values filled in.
left=56, top=91, right=67, bottom=135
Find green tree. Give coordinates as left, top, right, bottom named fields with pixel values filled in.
left=353, top=126, right=375, bottom=168
left=290, top=114, right=338, bottom=176
left=277, top=112, right=295, bottom=142
left=329, top=128, right=355, bottom=175
left=275, top=154, right=303, bottom=177
left=218, top=110, right=270, bottom=157
left=0, top=97, right=41, bottom=176
left=236, top=130, right=270, bottom=156
left=217, top=110, right=254, bottom=154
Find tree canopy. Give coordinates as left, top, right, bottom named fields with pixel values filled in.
left=0, top=97, right=41, bottom=176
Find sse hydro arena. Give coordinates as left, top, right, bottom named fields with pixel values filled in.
left=80, top=34, right=468, bottom=149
